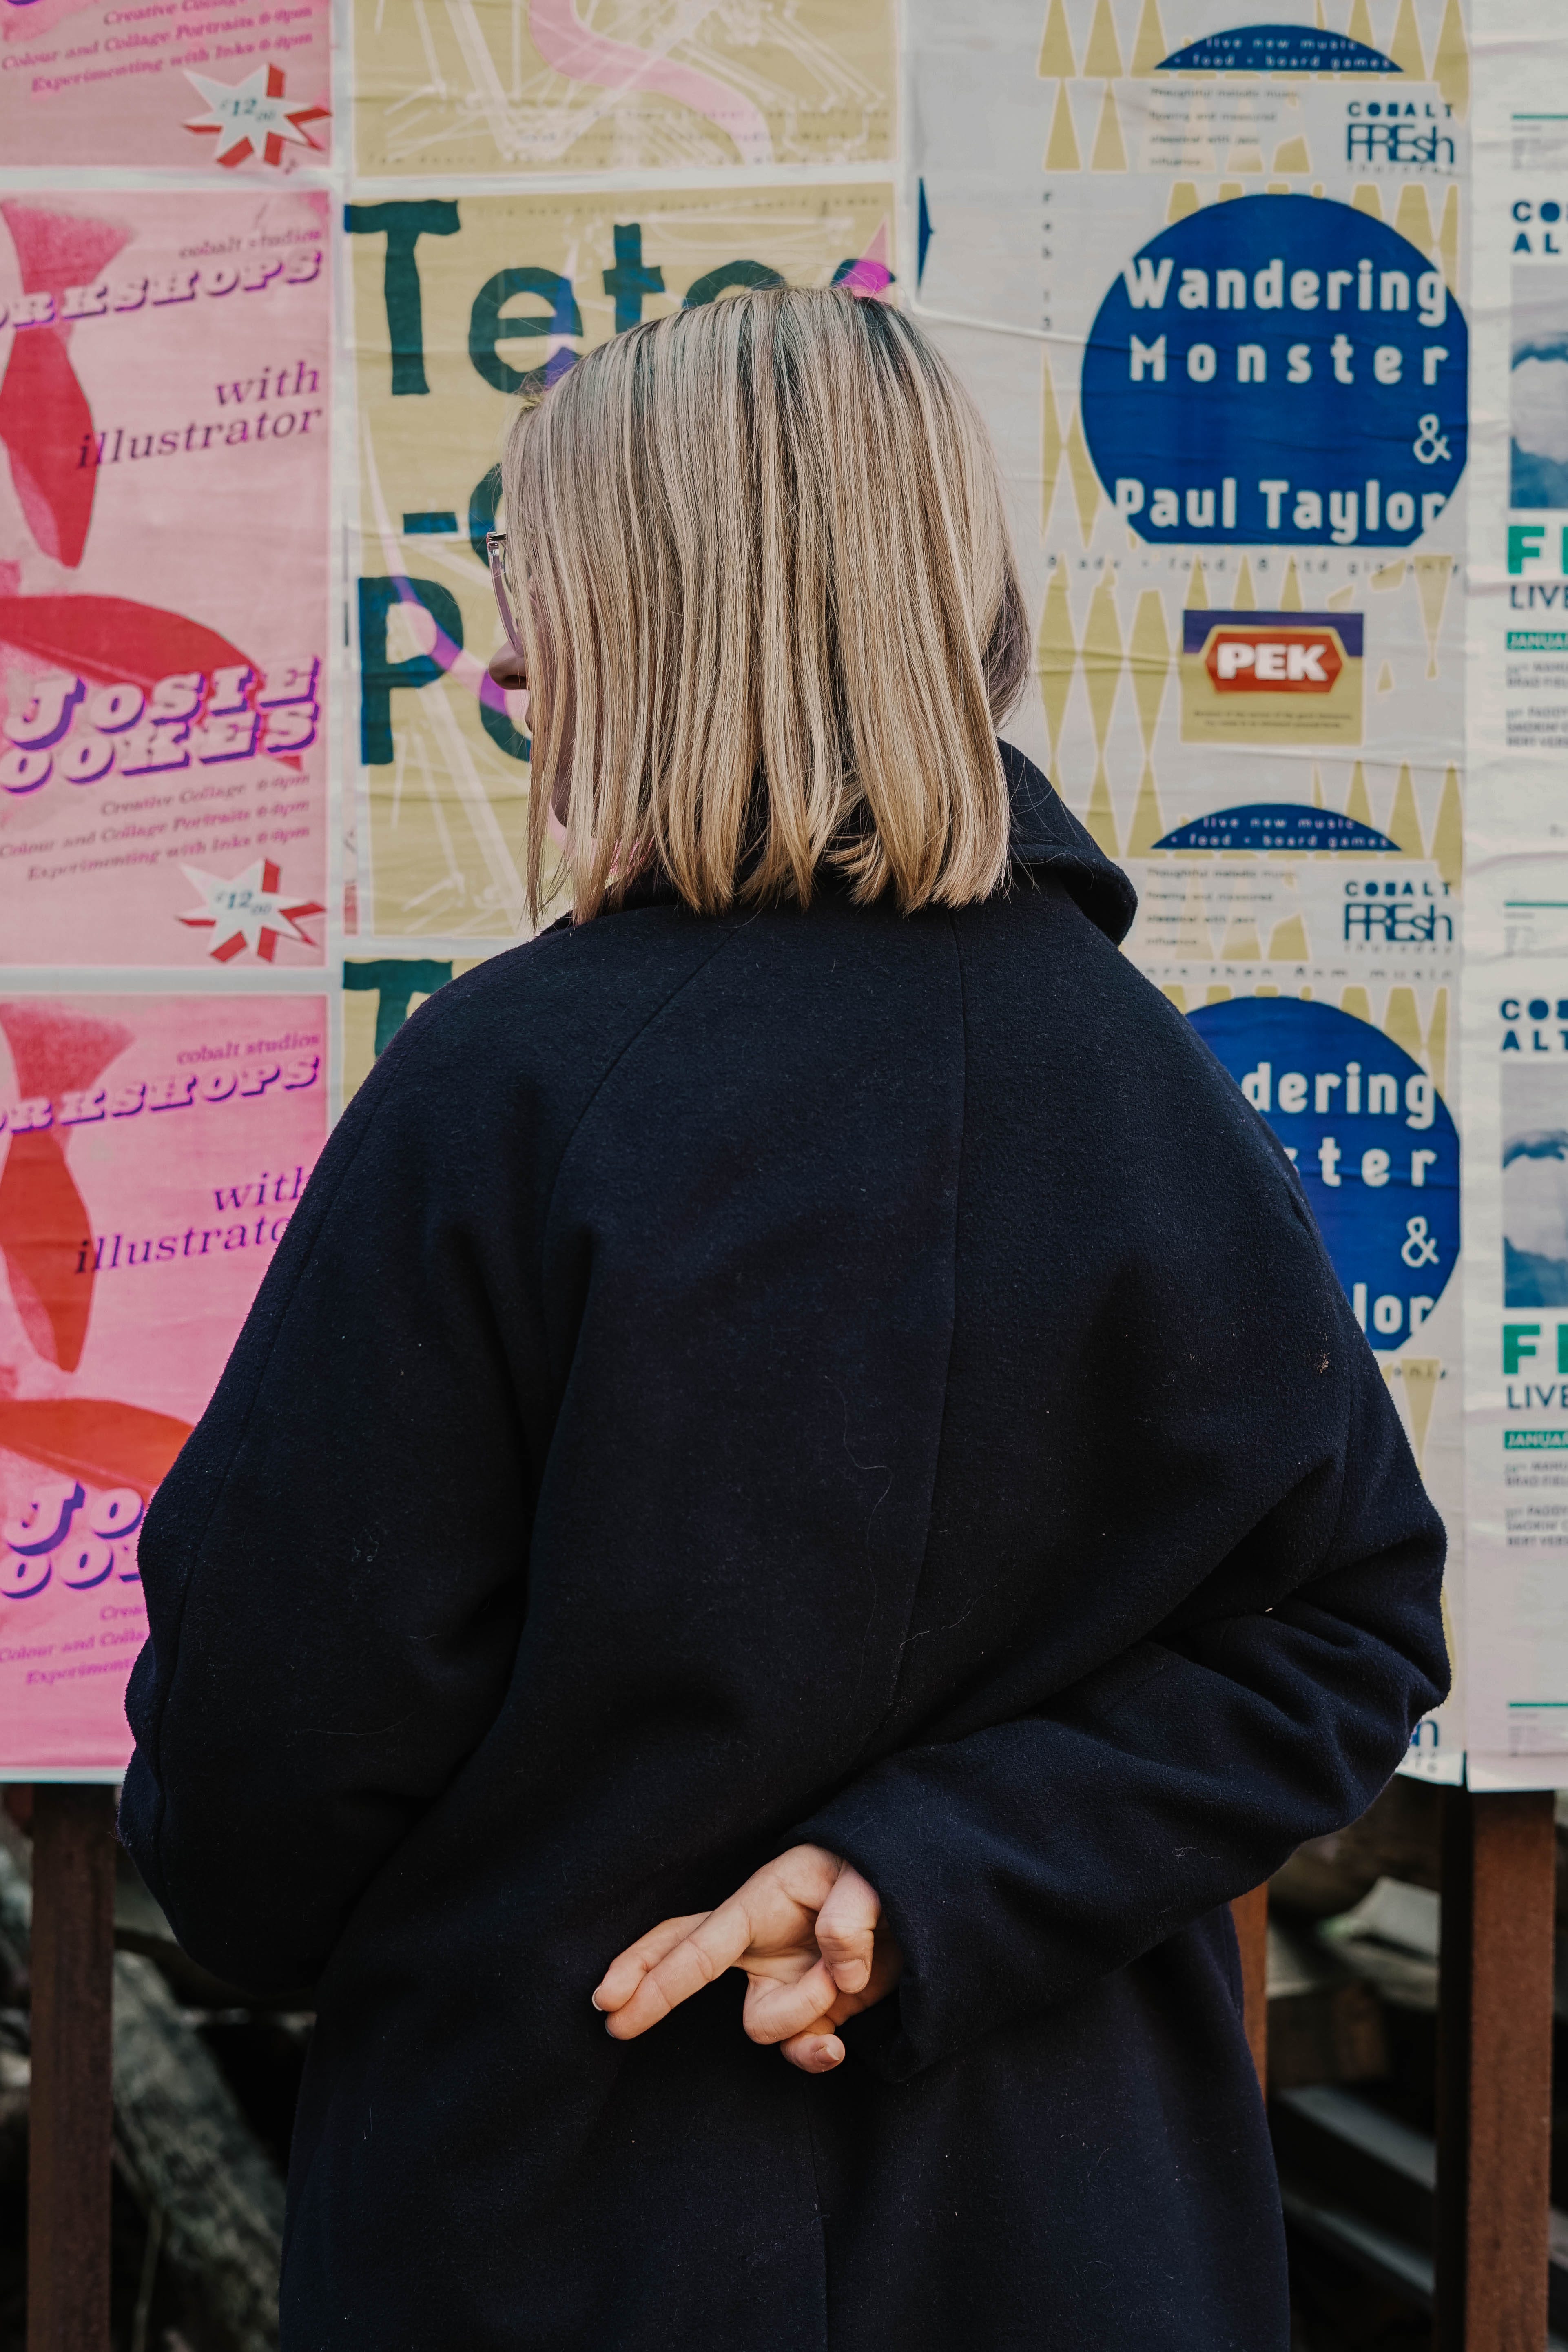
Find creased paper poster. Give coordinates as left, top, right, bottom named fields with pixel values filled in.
left=351, top=0, right=893, bottom=177
left=910, top=0, right=1469, bottom=895
left=0, top=190, right=330, bottom=969
left=1459, top=964, right=1568, bottom=1786
left=906, top=0, right=1471, bottom=1775
left=1458, top=0, right=1568, bottom=1788
left=350, top=183, right=893, bottom=939
left=1465, top=0, right=1568, bottom=864
left=0, top=992, right=326, bottom=1774
left=0, top=0, right=330, bottom=171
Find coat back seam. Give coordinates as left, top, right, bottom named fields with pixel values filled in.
left=860, top=905, right=968, bottom=1745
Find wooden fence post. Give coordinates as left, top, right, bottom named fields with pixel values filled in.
left=1435, top=1787, right=1556, bottom=2352
left=27, top=1783, right=117, bottom=2352
left=1233, top=1882, right=1269, bottom=2095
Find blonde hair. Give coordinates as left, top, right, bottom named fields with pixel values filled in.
left=501, top=285, right=1029, bottom=924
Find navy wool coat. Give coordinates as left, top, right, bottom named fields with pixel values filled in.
left=121, top=747, right=1448, bottom=2352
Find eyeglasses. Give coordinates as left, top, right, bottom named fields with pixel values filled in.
left=487, top=531, right=525, bottom=661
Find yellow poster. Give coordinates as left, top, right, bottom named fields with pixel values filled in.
left=352, top=0, right=895, bottom=176
left=350, top=184, right=895, bottom=940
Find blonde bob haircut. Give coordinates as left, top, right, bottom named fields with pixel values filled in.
left=501, top=285, right=1030, bottom=924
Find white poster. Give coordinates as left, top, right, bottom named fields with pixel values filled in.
left=907, top=0, right=1472, bottom=1774
left=1461, top=964, right=1568, bottom=1783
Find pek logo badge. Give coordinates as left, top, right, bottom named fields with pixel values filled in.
left=1181, top=611, right=1364, bottom=744
left=1206, top=625, right=1343, bottom=692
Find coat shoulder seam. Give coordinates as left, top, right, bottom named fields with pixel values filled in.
left=538, top=917, right=755, bottom=1245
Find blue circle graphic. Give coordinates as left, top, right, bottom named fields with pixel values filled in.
left=1152, top=804, right=1398, bottom=854
left=1190, top=997, right=1459, bottom=1344
left=1083, top=195, right=1467, bottom=547
left=1157, top=27, right=1397, bottom=71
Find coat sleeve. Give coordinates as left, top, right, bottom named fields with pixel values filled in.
left=118, top=1003, right=540, bottom=1993
left=795, top=1213, right=1448, bottom=2084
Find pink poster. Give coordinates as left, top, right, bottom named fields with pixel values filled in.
left=0, top=992, right=327, bottom=1773
left=0, top=0, right=329, bottom=171
left=0, top=189, right=329, bottom=968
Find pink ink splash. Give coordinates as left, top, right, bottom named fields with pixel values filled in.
left=834, top=221, right=893, bottom=301
left=528, top=0, right=773, bottom=164
left=0, top=202, right=130, bottom=568
left=2, top=0, right=101, bottom=46
left=0, top=1004, right=131, bottom=1372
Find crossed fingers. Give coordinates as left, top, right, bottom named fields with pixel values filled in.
left=593, top=1845, right=898, bottom=2074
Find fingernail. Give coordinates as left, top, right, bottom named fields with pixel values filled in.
left=590, top=1993, right=605, bottom=2010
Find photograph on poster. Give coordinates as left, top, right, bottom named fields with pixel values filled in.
left=0, top=992, right=328, bottom=1773
left=350, top=182, right=893, bottom=941
left=1509, top=265, right=1568, bottom=507
left=0, top=190, right=330, bottom=969
left=1502, top=1061, right=1568, bottom=1306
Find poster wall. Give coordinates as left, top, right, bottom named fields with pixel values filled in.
left=0, top=0, right=1566, bottom=1785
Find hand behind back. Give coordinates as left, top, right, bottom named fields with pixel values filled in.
left=593, top=1843, right=902, bottom=2074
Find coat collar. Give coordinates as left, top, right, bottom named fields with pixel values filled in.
left=601, top=744, right=1139, bottom=944
left=999, top=740, right=1138, bottom=947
